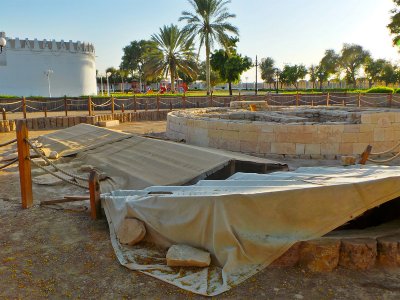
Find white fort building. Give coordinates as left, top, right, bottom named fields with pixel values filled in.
left=0, top=32, right=97, bottom=97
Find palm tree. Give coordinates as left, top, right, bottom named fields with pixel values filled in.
left=179, top=0, right=239, bottom=95
left=145, top=24, right=198, bottom=93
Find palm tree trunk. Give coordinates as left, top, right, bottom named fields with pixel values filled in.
left=171, top=69, right=176, bottom=93
left=205, top=35, right=211, bottom=96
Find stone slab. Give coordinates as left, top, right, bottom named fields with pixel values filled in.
left=166, top=244, right=211, bottom=267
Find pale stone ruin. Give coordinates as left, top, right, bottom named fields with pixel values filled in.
left=167, top=102, right=400, bottom=159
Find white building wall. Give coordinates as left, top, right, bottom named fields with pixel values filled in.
left=0, top=32, right=97, bottom=97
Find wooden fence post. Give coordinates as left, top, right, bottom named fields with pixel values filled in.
left=182, top=93, right=186, bottom=109
left=133, top=95, right=137, bottom=112
left=22, top=97, right=27, bottom=119
left=88, top=96, right=93, bottom=116
left=2, top=108, right=6, bottom=120
left=326, top=93, right=330, bottom=106
left=111, top=97, right=115, bottom=117
left=389, top=94, right=393, bottom=108
left=89, top=170, right=101, bottom=220
left=156, top=94, right=160, bottom=111
left=16, top=120, right=33, bottom=209
left=296, top=92, right=299, bottom=106
left=169, top=100, right=172, bottom=111
left=64, top=95, right=68, bottom=116
left=145, top=100, right=148, bottom=111
left=43, top=106, right=47, bottom=118
left=121, top=103, right=125, bottom=113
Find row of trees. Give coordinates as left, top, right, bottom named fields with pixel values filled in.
left=104, top=0, right=400, bottom=93
left=260, top=44, right=400, bottom=90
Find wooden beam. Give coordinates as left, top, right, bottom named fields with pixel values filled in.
left=89, top=170, right=101, bottom=220
left=16, top=120, right=33, bottom=209
left=359, top=145, right=372, bottom=165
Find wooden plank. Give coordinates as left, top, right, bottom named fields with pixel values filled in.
left=16, top=120, right=33, bottom=209
left=40, top=197, right=90, bottom=205
left=89, top=170, right=101, bottom=220
left=359, top=145, right=372, bottom=165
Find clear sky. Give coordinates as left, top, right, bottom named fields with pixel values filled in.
left=1, top=0, right=399, bottom=82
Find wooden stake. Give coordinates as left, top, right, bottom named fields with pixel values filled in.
left=89, top=170, right=101, bottom=220
left=16, top=120, right=33, bottom=209
left=64, top=95, right=68, bottom=116
left=2, top=108, right=6, bottom=121
left=169, top=100, right=172, bottom=111
left=111, top=97, right=115, bottom=117
left=22, top=97, right=27, bottom=119
left=88, top=96, right=92, bottom=116
left=121, top=103, right=125, bottom=113
left=326, top=93, right=330, bottom=106
left=359, top=145, right=372, bottom=165
left=43, top=106, right=47, bottom=118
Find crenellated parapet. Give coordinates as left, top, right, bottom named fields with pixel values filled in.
left=1, top=31, right=95, bottom=54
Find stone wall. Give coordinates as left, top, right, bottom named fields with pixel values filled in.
left=166, top=109, right=400, bottom=159
left=0, top=110, right=169, bottom=133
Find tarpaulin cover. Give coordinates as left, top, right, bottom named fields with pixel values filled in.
left=103, top=165, right=400, bottom=296
left=37, top=124, right=286, bottom=192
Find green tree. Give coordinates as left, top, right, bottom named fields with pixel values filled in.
left=381, top=62, right=398, bottom=86
left=308, top=65, right=318, bottom=89
left=260, top=57, right=276, bottom=89
left=339, top=44, right=370, bottom=86
left=210, top=49, right=252, bottom=95
left=388, top=0, right=400, bottom=47
left=145, top=24, right=198, bottom=93
left=120, top=40, right=156, bottom=77
left=198, top=61, right=223, bottom=89
left=180, top=0, right=239, bottom=95
left=316, top=49, right=340, bottom=90
left=279, top=64, right=307, bottom=90
left=105, top=67, right=118, bottom=85
left=365, top=58, right=386, bottom=88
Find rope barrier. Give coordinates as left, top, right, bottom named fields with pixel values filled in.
left=25, top=138, right=88, bottom=182
left=29, top=158, right=88, bottom=189
left=0, top=139, right=17, bottom=148
left=367, top=151, right=400, bottom=164
left=0, top=158, right=18, bottom=170
left=0, top=100, right=22, bottom=106
left=370, top=141, right=400, bottom=156
left=91, top=100, right=111, bottom=108
left=9, top=105, right=23, bottom=112
left=47, top=104, right=65, bottom=112
left=25, top=105, right=41, bottom=111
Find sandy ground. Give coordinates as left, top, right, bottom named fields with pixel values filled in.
left=1, top=121, right=400, bottom=299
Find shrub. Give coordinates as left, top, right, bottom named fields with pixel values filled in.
left=366, top=86, right=394, bottom=94
left=395, top=88, right=400, bottom=94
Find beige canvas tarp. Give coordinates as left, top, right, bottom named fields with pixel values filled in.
left=37, top=124, right=286, bottom=192
left=103, top=165, right=400, bottom=296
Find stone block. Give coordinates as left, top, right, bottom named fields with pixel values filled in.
left=56, top=117, right=63, bottom=128
left=342, top=132, right=358, bottom=143
left=343, top=125, right=360, bottom=133
left=298, top=239, right=341, bottom=272
left=97, top=120, right=119, bottom=128
left=240, top=141, right=258, bottom=153
left=360, top=114, right=372, bottom=124
left=321, top=143, right=339, bottom=155
left=341, top=155, right=357, bottom=166
left=259, top=142, right=271, bottom=154
left=339, top=143, right=354, bottom=155
left=339, top=238, right=377, bottom=270
left=117, top=218, right=146, bottom=246
left=377, top=117, right=391, bottom=128
left=358, top=132, right=373, bottom=143
left=296, top=143, right=305, bottom=155
left=271, top=142, right=296, bottom=155
left=305, top=144, right=321, bottom=155
left=352, top=143, right=369, bottom=155
left=62, top=117, right=69, bottom=128
left=377, top=234, right=400, bottom=268
left=166, top=245, right=211, bottom=268
left=32, top=118, right=39, bottom=130
left=373, top=128, right=385, bottom=142
left=270, top=242, right=301, bottom=268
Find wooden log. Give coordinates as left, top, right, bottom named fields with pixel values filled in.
left=89, top=170, right=101, bottom=220
left=16, top=120, right=33, bottom=209
left=111, top=97, right=115, bottom=117
left=359, top=145, right=372, bottom=165
left=88, top=96, right=92, bottom=116
left=22, top=97, right=27, bottom=119
left=64, top=95, right=68, bottom=116
left=121, top=103, right=125, bottom=113
left=43, top=106, right=47, bottom=118
left=40, top=196, right=90, bottom=206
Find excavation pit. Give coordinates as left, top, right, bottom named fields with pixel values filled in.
left=167, top=102, right=400, bottom=159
